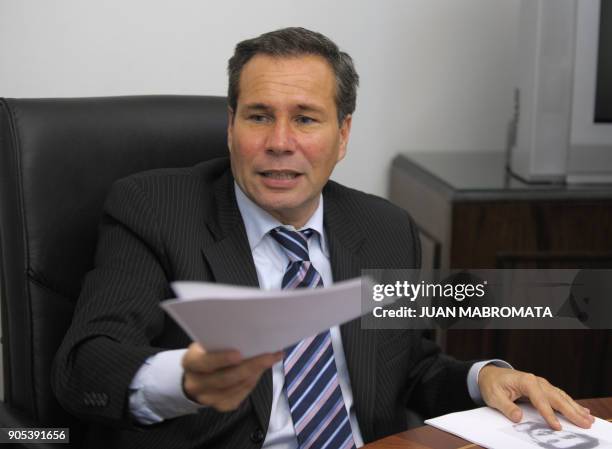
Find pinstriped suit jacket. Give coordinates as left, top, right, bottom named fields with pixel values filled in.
left=52, top=157, right=474, bottom=449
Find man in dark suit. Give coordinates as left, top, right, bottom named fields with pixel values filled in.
left=52, top=27, right=594, bottom=449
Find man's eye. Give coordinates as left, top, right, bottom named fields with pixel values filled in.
left=249, top=114, right=269, bottom=123
left=296, top=116, right=316, bottom=125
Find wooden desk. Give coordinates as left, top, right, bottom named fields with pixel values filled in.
left=364, top=398, right=612, bottom=449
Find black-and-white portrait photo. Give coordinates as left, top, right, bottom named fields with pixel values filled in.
left=513, top=421, right=601, bottom=449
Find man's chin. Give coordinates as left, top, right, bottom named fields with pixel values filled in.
left=253, top=196, right=316, bottom=225
left=258, top=200, right=302, bottom=216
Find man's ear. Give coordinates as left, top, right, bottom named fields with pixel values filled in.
left=337, top=114, right=352, bottom=162
left=227, top=107, right=235, bottom=152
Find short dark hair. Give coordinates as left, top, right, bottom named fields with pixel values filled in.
left=227, top=27, right=359, bottom=124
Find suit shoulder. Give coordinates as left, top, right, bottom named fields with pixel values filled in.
left=324, top=181, right=415, bottom=231
left=324, top=181, right=421, bottom=267
left=104, top=157, right=230, bottom=223
left=112, top=157, right=230, bottom=191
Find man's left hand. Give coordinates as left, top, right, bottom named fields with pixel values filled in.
left=478, top=365, right=595, bottom=430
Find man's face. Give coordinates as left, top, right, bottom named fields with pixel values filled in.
left=228, top=54, right=352, bottom=227
left=530, top=428, right=595, bottom=449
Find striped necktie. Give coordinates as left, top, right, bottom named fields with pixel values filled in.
left=270, top=227, right=357, bottom=449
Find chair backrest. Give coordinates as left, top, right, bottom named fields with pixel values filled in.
left=0, top=95, right=228, bottom=427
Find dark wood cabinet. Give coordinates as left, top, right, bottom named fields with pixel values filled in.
left=389, top=152, right=612, bottom=397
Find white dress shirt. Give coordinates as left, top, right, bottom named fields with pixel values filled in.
left=128, top=182, right=509, bottom=447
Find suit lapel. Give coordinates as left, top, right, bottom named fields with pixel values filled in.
left=201, top=169, right=259, bottom=287
left=201, top=171, right=273, bottom=432
left=324, top=186, right=377, bottom=443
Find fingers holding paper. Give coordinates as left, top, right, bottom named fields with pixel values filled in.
left=181, top=342, right=283, bottom=412
left=478, top=365, right=595, bottom=430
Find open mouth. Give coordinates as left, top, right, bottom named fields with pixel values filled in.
left=259, top=170, right=301, bottom=180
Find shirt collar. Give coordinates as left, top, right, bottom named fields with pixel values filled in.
left=234, top=182, right=328, bottom=256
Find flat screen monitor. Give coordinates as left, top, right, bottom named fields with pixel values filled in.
left=511, top=0, right=612, bottom=183
left=567, top=0, right=612, bottom=182
left=595, top=0, right=612, bottom=123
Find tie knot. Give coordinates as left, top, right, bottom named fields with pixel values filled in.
left=270, top=227, right=315, bottom=262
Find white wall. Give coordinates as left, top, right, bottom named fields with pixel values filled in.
left=0, top=0, right=520, bottom=197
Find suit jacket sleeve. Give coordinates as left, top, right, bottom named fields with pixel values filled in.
left=347, top=197, right=476, bottom=437
left=400, top=208, right=475, bottom=417
left=51, top=176, right=173, bottom=428
left=405, top=331, right=474, bottom=418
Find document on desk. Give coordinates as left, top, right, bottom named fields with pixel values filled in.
left=161, top=277, right=373, bottom=358
left=426, top=404, right=612, bottom=449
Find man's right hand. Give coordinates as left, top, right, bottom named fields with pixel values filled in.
left=181, top=342, right=283, bottom=412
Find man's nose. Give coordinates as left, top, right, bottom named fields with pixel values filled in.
left=265, top=118, right=294, bottom=155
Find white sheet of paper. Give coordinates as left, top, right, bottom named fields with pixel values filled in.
left=161, top=277, right=373, bottom=358
left=426, top=404, right=612, bottom=449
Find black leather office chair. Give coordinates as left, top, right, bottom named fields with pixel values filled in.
left=0, top=95, right=229, bottom=447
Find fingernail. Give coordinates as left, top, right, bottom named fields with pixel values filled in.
left=511, top=410, right=521, bottom=421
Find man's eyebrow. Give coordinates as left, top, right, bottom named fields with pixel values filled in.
left=242, top=103, right=272, bottom=112
left=241, top=103, right=326, bottom=114
left=296, top=104, right=325, bottom=113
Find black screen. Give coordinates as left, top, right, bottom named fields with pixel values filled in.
left=595, top=0, right=612, bottom=122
